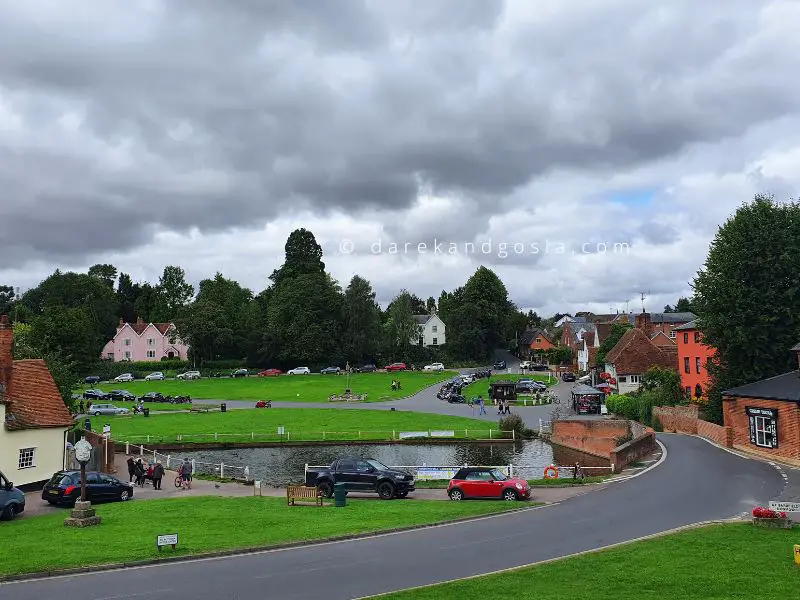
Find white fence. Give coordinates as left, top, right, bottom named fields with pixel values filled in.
left=123, top=442, right=252, bottom=481
left=304, top=463, right=609, bottom=480
left=116, top=429, right=516, bottom=443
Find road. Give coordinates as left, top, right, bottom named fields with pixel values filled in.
left=4, top=434, right=789, bottom=600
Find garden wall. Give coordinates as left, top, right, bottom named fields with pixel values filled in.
left=550, top=419, right=630, bottom=460
left=653, top=405, right=733, bottom=447
left=610, top=430, right=657, bottom=473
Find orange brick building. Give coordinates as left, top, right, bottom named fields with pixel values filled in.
left=674, top=319, right=715, bottom=400
left=519, top=328, right=555, bottom=361
left=722, top=344, right=800, bottom=465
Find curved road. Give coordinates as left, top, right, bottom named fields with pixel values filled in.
left=4, top=434, right=788, bottom=600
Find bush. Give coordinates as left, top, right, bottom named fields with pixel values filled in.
left=499, top=414, right=528, bottom=439
left=651, top=415, right=664, bottom=432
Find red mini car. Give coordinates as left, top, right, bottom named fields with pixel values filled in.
left=258, top=369, right=283, bottom=377
left=447, top=467, right=531, bottom=501
left=384, top=362, right=407, bottom=372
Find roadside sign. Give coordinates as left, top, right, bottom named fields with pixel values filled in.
left=769, top=501, right=800, bottom=513
left=156, top=533, right=178, bottom=551
left=277, top=426, right=285, bottom=435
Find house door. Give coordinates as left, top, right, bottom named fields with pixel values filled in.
left=167, top=351, right=175, bottom=359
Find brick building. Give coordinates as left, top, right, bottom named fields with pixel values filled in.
left=674, top=319, right=715, bottom=400
left=722, top=344, right=800, bottom=465
left=603, top=327, right=678, bottom=394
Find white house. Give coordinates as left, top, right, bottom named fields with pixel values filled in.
left=577, top=329, right=600, bottom=371
left=554, top=315, right=579, bottom=328
left=0, top=315, right=74, bottom=486
left=413, top=314, right=446, bottom=347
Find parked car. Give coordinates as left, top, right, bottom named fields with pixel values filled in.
left=114, top=373, right=134, bottom=382
left=447, top=467, right=531, bottom=501
left=42, top=470, right=133, bottom=506
left=88, top=403, right=130, bottom=416
left=176, top=370, right=201, bottom=380
left=320, top=366, right=341, bottom=375
left=384, top=362, right=407, bottom=372
left=0, top=470, right=24, bottom=521
left=531, top=364, right=549, bottom=371
left=516, top=379, right=547, bottom=393
left=84, top=375, right=101, bottom=384
left=231, top=368, right=248, bottom=377
left=493, top=360, right=507, bottom=370
left=519, top=361, right=532, bottom=370
left=423, top=362, right=445, bottom=372
left=257, top=368, right=283, bottom=377
left=305, top=457, right=415, bottom=500
left=459, top=373, right=476, bottom=384
left=139, top=391, right=165, bottom=403
left=83, top=389, right=109, bottom=401
left=562, top=372, right=577, bottom=382
left=144, top=371, right=165, bottom=381
left=355, top=364, right=376, bottom=373
left=447, top=393, right=467, bottom=404
left=108, top=390, right=136, bottom=402
left=287, top=367, right=311, bottom=375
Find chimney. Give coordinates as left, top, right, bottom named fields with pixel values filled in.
left=0, top=315, right=13, bottom=390
left=635, top=312, right=653, bottom=336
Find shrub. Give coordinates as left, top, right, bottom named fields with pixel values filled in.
left=499, top=414, right=528, bottom=439
left=651, top=415, right=664, bottom=432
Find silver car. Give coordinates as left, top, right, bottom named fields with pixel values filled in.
left=89, top=404, right=130, bottom=416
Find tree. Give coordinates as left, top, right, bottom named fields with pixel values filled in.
left=13, top=322, right=78, bottom=408
left=526, top=310, right=542, bottom=327
left=342, top=276, right=382, bottom=363
left=596, top=322, right=633, bottom=366
left=0, top=285, right=14, bottom=316
left=176, top=300, right=233, bottom=365
left=693, top=194, right=800, bottom=424
left=116, top=273, right=139, bottom=322
left=269, top=228, right=325, bottom=284
left=384, top=290, right=418, bottom=360
left=133, top=283, right=157, bottom=322
left=425, top=296, right=437, bottom=314
left=546, top=346, right=573, bottom=365
left=87, top=264, right=118, bottom=288
left=664, top=297, right=695, bottom=313
left=152, top=266, right=194, bottom=321
left=28, top=305, right=97, bottom=369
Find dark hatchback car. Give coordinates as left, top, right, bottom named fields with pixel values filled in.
left=493, top=360, right=506, bottom=370
left=84, top=375, right=101, bottom=384
left=108, top=389, right=136, bottom=402
left=139, top=391, right=165, bottom=402
left=231, top=368, right=248, bottom=377
left=562, top=372, right=577, bottom=382
left=42, top=471, right=134, bottom=506
left=83, top=389, right=109, bottom=401
left=356, top=364, right=377, bottom=373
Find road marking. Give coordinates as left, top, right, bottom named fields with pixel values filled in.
left=93, top=590, right=174, bottom=600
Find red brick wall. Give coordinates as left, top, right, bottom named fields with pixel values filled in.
left=723, top=396, right=800, bottom=462
left=610, top=431, right=657, bottom=473
left=551, top=419, right=631, bottom=459
left=653, top=405, right=734, bottom=447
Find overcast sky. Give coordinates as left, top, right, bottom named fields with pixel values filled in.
left=2, top=0, right=799, bottom=315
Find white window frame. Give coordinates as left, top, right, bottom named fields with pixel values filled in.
left=432, top=338, right=438, bottom=345
left=124, top=351, right=131, bottom=360
left=18, top=447, right=36, bottom=469
left=124, top=338, right=131, bottom=346
left=148, top=338, right=155, bottom=346
left=146, top=350, right=156, bottom=358
left=668, top=330, right=676, bottom=339
left=754, top=416, right=773, bottom=448
left=431, top=325, right=437, bottom=333
left=629, top=375, right=640, bottom=384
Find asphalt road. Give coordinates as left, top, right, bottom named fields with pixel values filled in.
left=4, top=434, right=787, bottom=600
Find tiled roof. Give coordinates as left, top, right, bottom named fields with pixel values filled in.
left=649, top=312, right=697, bottom=324
left=672, top=319, right=699, bottom=331
left=649, top=331, right=676, bottom=346
left=723, top=371, right=800, bottom=403
left=604, top=328, right=678, bottom=375
left=117, top=321, right=175, bottom=337
left=583, top=331, right=595, bottom=346
left=519, top=330, right=534, bottom=346
left=413, top=315, right=431, bottom=325
left=595, top=323, right=612, bottom=343
left=5, top=360, right=75, bottom=430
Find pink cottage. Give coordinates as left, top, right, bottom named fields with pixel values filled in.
left=101, top=318, right=189, bottom=362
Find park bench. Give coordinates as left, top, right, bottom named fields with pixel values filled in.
left=190, top=405, right=219, bottom=413
left=286, top=485, right=323, bottom=506
left=328, top=393, right=367, bottom=403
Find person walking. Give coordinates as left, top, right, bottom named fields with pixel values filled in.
left=180, top=458, right=193, bottom=490
left=127, top=456, right=136, bottom=483
left=79, top=400, right=85, bottom=414
left=478, top=395, right=486, bottom=415
left=152, top=461, right=164, bottom=490
left=134, top=458, right=145, bottom=486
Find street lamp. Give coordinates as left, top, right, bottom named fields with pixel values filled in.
left=64, top=437, right=101, bottom=527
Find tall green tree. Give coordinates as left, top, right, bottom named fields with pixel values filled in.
left=116, top=273, right=139, bottom=322
left=342, top=276, right=382, bottom=363
left=133, top=283, right=157, bottom=322
left=87, top=264, right=118, bottom=288
left=384, top=290, right=418, bottom=360
left=28, top=305, right=98, bottom=369
left=693, top=194, right=800, bottom=423
left=176, top=300, right=233, bottom=365
left=0, top=285, right=14, bottom=316
left=152, top=266, right=194, bottom=321
left=269, top=228, right=325, bottom=284
left=13, top=322, right=78, bottom=408
left=425, top=296, right=436, bottom=314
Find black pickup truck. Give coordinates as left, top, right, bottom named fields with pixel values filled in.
left=305, top=457, right=415, bottom=500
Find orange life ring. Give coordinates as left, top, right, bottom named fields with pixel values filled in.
left=543, top=465, right=559, bottom=479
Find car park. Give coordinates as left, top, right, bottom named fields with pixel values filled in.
left=42, top=470, right=133, bottom=506
left=320, top=366, right=341, bottom=374
left=176, top=370, right=201, bottom=380
left=83, top=389, right=109, bottom=401
left=89, top=403, right=130, bottom=416
left=139, top=391, right=165, bottom=402
left=144, top=371, right=165, bottom=381
left=423, top=362, right=445, bottom=372
left=493, top=360, right=506, bottom=370
left=385, top=362, right=407, bottom=372
left=231, top=368, right=249, bottom=377
left=257, top=368, right=283, bottom=376
left=84, top=375, right=101, bottom=384
left=114, top=372, right=134, bottom=382
left=447, top=467, right=531, bottom=501
left=306, top=457, right=415, bottom=499
left=0, top=470, right=24, bottom=521
left=287, top=366, right=311, bottom=375
left=108, top=389, right=136, bottom=402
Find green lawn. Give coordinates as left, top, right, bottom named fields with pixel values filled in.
left=378, top=523, right=800, bottom=599
left=461, top=373, right=555, bottom=399
left=86, top=408, right=505, bottom=443
left=0, top=496, right=522, bottom=577
left=77, top=372, right=452, bottom=402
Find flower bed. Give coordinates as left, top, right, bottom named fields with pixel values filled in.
left=752, top=506, right=793, bottom=529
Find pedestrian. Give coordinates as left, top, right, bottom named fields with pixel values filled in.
left=152, top=461, right=164, bottom=490
left=127, top=456, right=136, bottom=483
left=478, top=395, right=486, bottom=415
left=180, top=458, right=193, bottom=489
left=134, top=458, right=145, bottom=486
left=79, top=400, right=85, bottom=414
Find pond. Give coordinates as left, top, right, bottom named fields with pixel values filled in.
left=177, top=440, right=609, bottom=486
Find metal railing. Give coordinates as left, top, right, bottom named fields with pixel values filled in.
left=304, top=463, right=610, bottom=480
left=123, top=442, right=252, bottom=481
left=115, top=429, right=516, bottom=443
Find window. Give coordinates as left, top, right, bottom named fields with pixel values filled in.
left=338, top=460, right=356, bottom=472
left=684, top=357, right=690, bottom=374
left=432, top=338, right=438, bottom=345
left=146, top=350, right=156, bottom=358
left=18, top=447, right=36, bottom=469
left=747, top=407, right=778, bottom=449
left=629, top=375, right=640, bottom=384
left=465, top=471, right=495, bottom=481
left=669, top=330, right=676, bottom=339
left=536, top=338, right=542, bottom=344
left=432, top=325, right=437, bottom=333
left=106, top=353, right=114, bottom=359
left=694, top=332, right=700, bottom=343
left=683, top=333, right=689, bottom=344
left=618, top=376, right=627, bottom=382
left=124, top=351, right=131, bottom=360
left=356, top=461, right=372, bottom=472
left=685, top=386, right=691, bottom=397
left=148, top=338, right=155, bottom=346
left=696, top=357, right=701, bottom=374
left=124, top=338, right=131, bottom=346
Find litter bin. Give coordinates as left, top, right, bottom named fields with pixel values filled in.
left=83, top=418, right=91, bottom=431
left=143, top=408, right=150, bottom=417
left=221, top=402, right=227, bottom=413
left=334, top=482, right=347, bottom=507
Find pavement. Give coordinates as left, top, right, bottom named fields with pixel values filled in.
left=5, top=434, right=790, bottom=600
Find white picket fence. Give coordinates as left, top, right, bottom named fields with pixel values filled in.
left=123, top=442, right=251, bottom=481
left=117, top=429, right=516, bottom=443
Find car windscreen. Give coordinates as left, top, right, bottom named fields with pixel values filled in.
left=490, top=469, right=508, bottom=481
left=367, top=459, right=390, bottom=471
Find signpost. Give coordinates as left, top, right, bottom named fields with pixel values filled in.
left=64, top=437, right=101, bottom=527
left=157, top=533, right=179, bottom=551
left=769, top=501, right=800, bottom=514
left=74, top=438, right=92, bottom=502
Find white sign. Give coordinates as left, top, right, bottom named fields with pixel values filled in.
left=430, top=430, right=455, bottom=438
left=74, top=439, right=92, bottom=463
left=769, top=501, right=800, bottom=513
left=156, top=533, right=178, bottom=547
left=415, top=468, right=458, bottom=480
left=399, top=431, right=429, bottom=439
left=277, top=426, right=285, bottom=435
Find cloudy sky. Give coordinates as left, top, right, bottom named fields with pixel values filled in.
left=2, top=0, right=799, bottom=315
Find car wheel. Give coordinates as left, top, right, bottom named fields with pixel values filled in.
left=0, top=504, right=18, bottom=521
left=92, top=412, right=100, bottom=417
left=448, top=488, right=464, bottom=501
left=120, top=489, right=130, bottom=501
left=317, top=481, right=334, bottom=498
left=502, top=488, right=518, bottom=501
left=396, top=491, right=408, bottom=498
left=377, top=481, right=396, bottom=500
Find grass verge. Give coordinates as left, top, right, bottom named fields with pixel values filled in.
left=0, top=496, right=521, bottom=577
left=84, top=408, right=504, bottom=443
left=77, top=371, right=452, bottom=402
left=376, top=523, right=800, bottom=599
left=461, top=373, right=555, bottom=399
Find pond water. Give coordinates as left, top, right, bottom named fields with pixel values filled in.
left=178, top=440, right=609, bottom=486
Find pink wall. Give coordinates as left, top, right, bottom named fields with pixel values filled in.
left=101, top=323, right=189, bottom=362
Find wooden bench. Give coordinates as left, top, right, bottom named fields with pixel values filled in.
left=328, top=394, right=367, bottom=403
left=286, top=485, right=323, bottom=506
left=190, top=405, right=218, bottom=413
